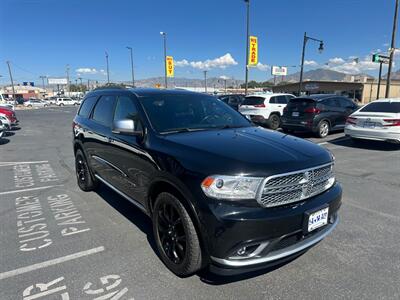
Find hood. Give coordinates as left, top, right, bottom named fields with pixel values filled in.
left=160, top=126, right=332, bottom=176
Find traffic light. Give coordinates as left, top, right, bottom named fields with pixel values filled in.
left=372, top=54, right=380, bottom=63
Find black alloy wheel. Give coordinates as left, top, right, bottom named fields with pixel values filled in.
left=75, top=149, right=97, bottom=191
left=153, top=192, right=202, bottom=276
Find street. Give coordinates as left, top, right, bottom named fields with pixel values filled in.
left=0, top=106, right=399, bottom=299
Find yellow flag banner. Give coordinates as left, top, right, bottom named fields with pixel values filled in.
left=248, top=36, right=258, bottom=66
left=166, top=56, right=174, bottom=77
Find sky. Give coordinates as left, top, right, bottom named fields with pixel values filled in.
left=0, top=0, right=398, bottom=85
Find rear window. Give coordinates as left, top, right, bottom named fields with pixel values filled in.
left=360, top=101, right=400, bottom=113
left=242, top=96, right=265, bottom=105
left=287, top=98, right=315, bottom=107
left=78, top=96, right=98, bottom=117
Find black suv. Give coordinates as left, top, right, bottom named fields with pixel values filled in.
left=281, top=94, right=358, bottom=138
left=217, top=94, right=245, bottom=110
left=73, top=88, right=342, bottom=276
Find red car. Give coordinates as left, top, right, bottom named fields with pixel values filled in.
left=0, top=107, right=19, bottom=127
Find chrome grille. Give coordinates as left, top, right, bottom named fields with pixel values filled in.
left=258, top=163, right=334, bottom=208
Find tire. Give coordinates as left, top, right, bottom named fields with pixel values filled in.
left=152, top=192, right=202, bottom=277
left=268, top=114, right=281, bottom=130
left=60, top=103, right=64, bottom=106
left=75, top=149, right=98, bottom=191
left=28, top=104, right=32, bottom=108
left=316, top=120, right=330, bottom=138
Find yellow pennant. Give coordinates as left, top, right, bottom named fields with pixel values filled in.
left=248, top=36, right=258, bottom=66
left=166, top=56, right=174, bottom=77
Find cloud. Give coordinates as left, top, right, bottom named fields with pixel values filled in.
left=219, top=75, right=230, bottom=80
left=328, top=57, right=345, bottom=65
left=255, top=62, right=270, bottom=71
left=175, top=53, right=238, bottom=70
left=75, top=68, right=98, bottom=74
left=304, top=60, right=318, bottom=67
left=324, top=55, right=380, bottom=74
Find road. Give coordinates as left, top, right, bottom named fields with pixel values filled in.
left=0, top=106, right=399, bottom=299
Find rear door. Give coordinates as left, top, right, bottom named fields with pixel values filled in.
left=320, top=98, right=342, bottom=128
left=274, top=95, right=288, bottom=115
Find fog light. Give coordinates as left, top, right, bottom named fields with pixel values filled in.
left=237, top=247, right=247, bottom=256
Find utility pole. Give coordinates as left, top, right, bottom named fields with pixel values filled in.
left=203, top=70, right=208, bottom=93
left=78, top=77, right=83, bottom=85
left=87, top=79, right=90, bottom=91
left=126, top=47, right=135, bottom=87
left=66, top=64, right=70, bottom=95
left=386, top=0, right=399, bottom=98
left=105, top=51, right=110, bottom=84
left=6, top=61, right=16, bottom=105
left=377, top=62, right=383, bottom=99
left=298, top=32, right=324, bottom=95
left=39, top=75, right=46, bottom=91
left=244, top=0, right=250, bottom=95
left=160, top=32, right=167, bottom=88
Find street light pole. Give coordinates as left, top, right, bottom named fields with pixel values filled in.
left=204, top=70, right=208, bottom=93
left=160, top=32, right=167, bottom=88
left=386, top=0, right=399, bottom=98
left=39, top=76, right=46, bottom=91
left=126, top=46, right=135, bottom=87
left=66, top=64, right=70, bottom=95
left=105, top=51, right=110, bottom=84
left=6, top=61, right=16, bottom=105
left=298, top=32, right=324, bottom=95
left=244, top=0, right=250, bottom=95
left=377, top=62, right=383, bottom=99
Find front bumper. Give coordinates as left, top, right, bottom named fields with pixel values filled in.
left=201, top=183, right=342, bottom=273
left=345, top=126, right=400, bottom=143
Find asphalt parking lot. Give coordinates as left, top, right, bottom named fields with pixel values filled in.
left=0, top=106, right=399, bottom=299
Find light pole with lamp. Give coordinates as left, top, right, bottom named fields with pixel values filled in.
left=126, top=46, right=135, bottom=87
left=160, top=32, right=167, bottom=88
left=298, top=32, right=324, bottom=95
left=244, top=0, right=250, bottom=95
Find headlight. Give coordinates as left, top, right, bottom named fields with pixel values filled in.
left=201, top=175, right=264, bottom=200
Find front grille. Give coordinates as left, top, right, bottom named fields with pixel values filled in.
left=258, top=163, right=334, bottom=208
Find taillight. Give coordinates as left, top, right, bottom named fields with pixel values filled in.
left=304, top=107, right=321, bottom=114
left=346, top=117, right=357, bottom=125
left=254, top=104, right=266, bottom=108
left=383, top=119, right=400, bottom=126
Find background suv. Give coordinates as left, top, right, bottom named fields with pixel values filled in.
left=217, top=94, right=245, bottom=111
left=282, top=94, right=358, bottom=138
left=73, top=88, right=341, bottom=277
left=239, top=93, right=295, bottom=130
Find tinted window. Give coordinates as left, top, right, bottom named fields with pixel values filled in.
left=322, top=98, right=338, bottom=107
left=360, top=101, right=400, bottom=113
left=92, top=95, right=116, bottom=126
left=78, top=96, right=98, bottom=117
left=276, top=95, right=288, bottom=104
left=114, top=96, right=137, bottom=121
left=242, top=96, right=265, bottom=105
left=287, top=98, right=315, bottom=109
left=228, top=96, right=239, bottom=105
left=269, top=96, right=277, bottom=104
left=338, top=97, right=354, bottom=108
left=139, top=94, right=250, bottom=133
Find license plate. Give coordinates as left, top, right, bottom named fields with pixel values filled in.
left=308, top=207, right=329, bottom=232
left=292, top=112, right=299, bottom=117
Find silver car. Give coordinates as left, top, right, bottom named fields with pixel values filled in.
left=24, top=99, right=49, bottom=108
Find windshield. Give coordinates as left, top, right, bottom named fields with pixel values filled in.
left=360, top=101, right=400, bottom=113
left=139, top=93, right=251, bottom=133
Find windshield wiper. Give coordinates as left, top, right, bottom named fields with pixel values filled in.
left=161, top=128, right=208, bottom=134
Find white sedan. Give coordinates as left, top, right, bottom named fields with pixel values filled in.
left=24, top=99, right=49, bottom=108
left=345, top=98, right=400, bottom=144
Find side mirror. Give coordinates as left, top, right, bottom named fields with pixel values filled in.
left=113, top=119, right=143, bottom=136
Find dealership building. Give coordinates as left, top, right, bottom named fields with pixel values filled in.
left=272, top=78, right=400, bottom=104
